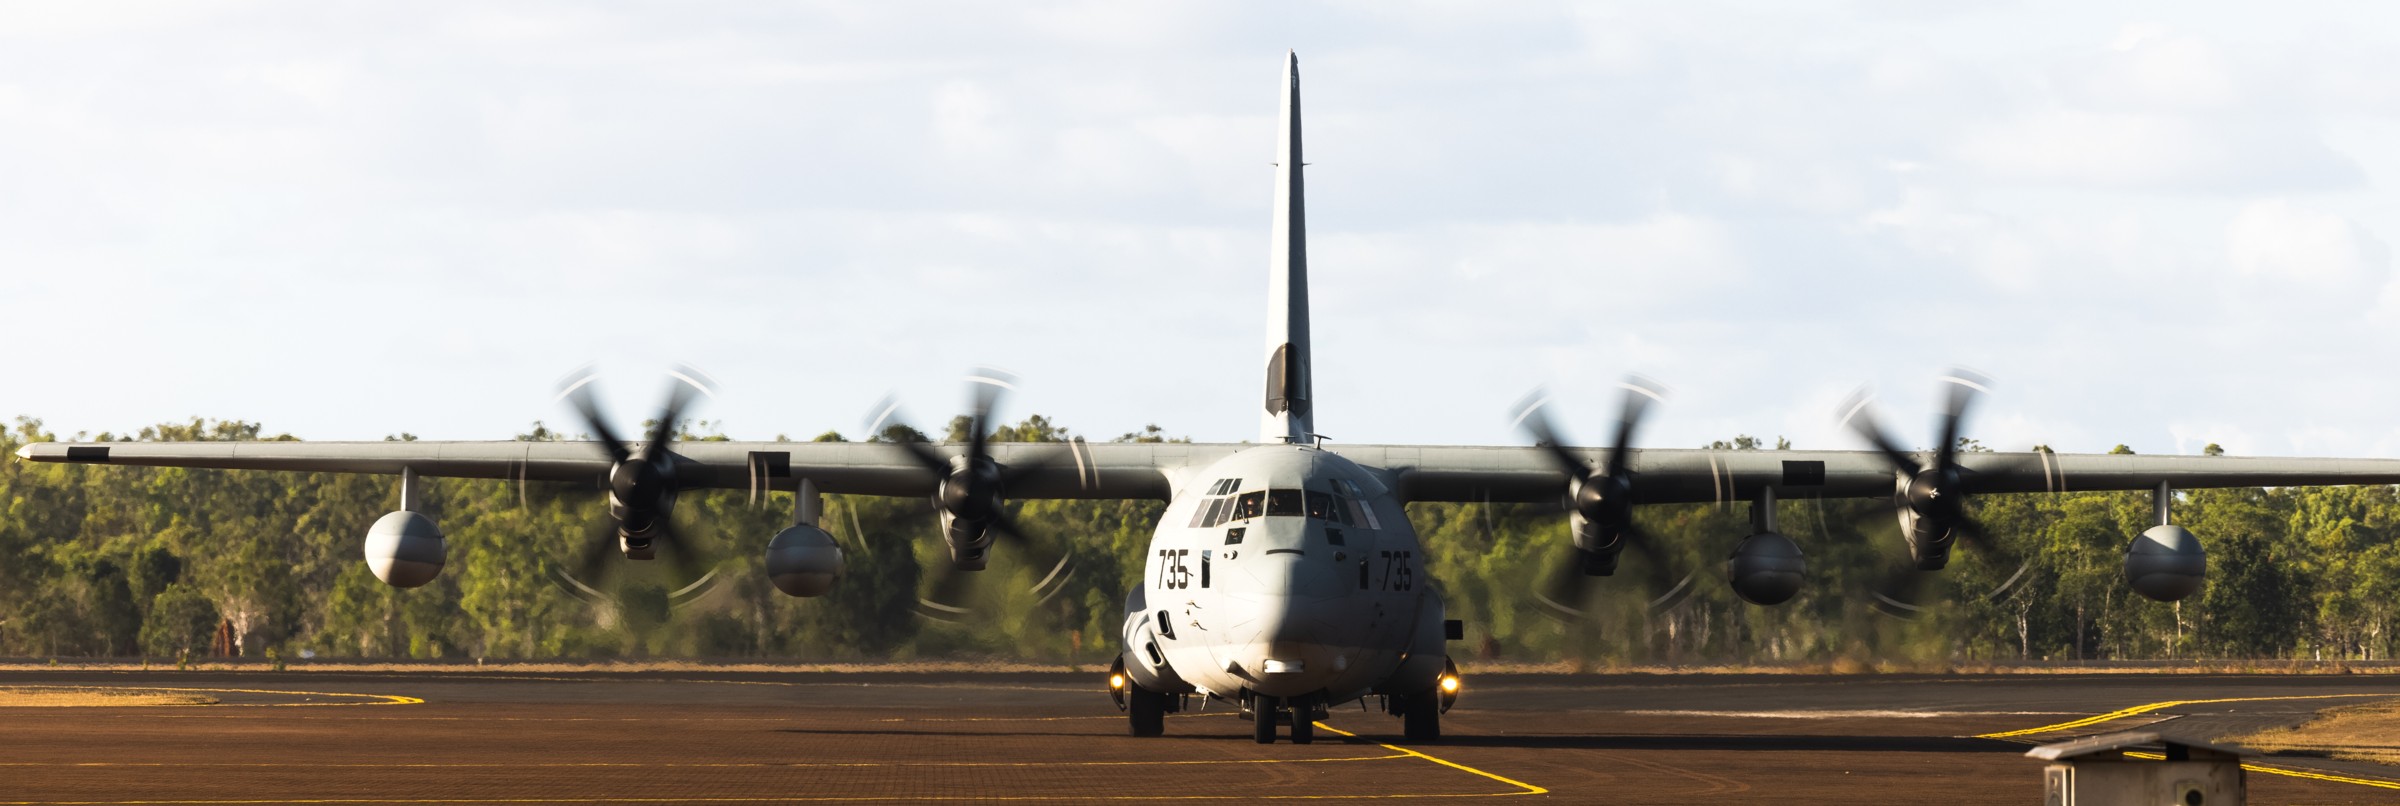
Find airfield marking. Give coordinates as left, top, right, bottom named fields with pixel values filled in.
left=0, top=754, right=1412, bottom=769
left=0, top=685, right=421, bottom=707
left=1313, top=723, right=1550, bottom=797
left=1973, top=692, right=2387, bottom=739
left=0, top=703, right=1548, bottom=803
left=1977, top=692, right=2400, bottom=791
left=2123, top=751, right=2400, bottom=791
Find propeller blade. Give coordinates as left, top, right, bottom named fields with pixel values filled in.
left=865, top=394, right=954, bottom=476
left=1511, top=389, right=1592, bottom=480
left=1933, top=368, right=1989, bottom=473
left=1953, top=516, right=2035, bottom=602
left=557, top=369, right=631, bottom=464
left=656, top=525, right=714, bottom=589
left=1868, top=563, right=1934, bottom=619
left=639, top=368, right=709, bottom=464
left=1623, top=525, right=1695, bottom=613
left=962, top=367, right=1016, bottom=469
left=990, top=513, right=1077, bottom=605
left=1603, top=376, right=1666, bottom=482
left=551, top=518, right=622, bottom=604
left=1838, top=388, right=1921, bottom=475
left=1535, top=547, right=1599, bottom=621
left=916, top=558, right=978, bottom=621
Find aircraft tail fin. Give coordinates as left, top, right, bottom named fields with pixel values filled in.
left=1261, top=50, right=1314, bottom=444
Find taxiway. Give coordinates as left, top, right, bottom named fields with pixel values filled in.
left=0, top=668, right=2394, bottom=803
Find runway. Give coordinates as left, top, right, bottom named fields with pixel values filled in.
left=2, top=668, right=2396, bottom=804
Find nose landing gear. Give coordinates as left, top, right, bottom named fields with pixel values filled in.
left=1248, top=693, right=1324, bottom=744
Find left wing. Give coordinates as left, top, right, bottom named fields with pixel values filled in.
left=1355, top=444, right=2400, bottom=504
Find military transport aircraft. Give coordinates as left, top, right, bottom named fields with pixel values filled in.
left=24, top=52, right=2400, bottom=745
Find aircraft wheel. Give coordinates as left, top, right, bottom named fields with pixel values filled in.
left=1253, top=695, right=1279, bottom=744
left=1402, top=691, right=1440, bottom=742
left=1290, top=697, right=1315, bottom=745
left=1128, top=686, right=1167, bottom=737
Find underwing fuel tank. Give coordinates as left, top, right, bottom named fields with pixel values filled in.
left=764, top=524, right=844, bottom=598
left=363, top=511, right=445, bottom=588
left=2124, top=524, right=2206, bottom=602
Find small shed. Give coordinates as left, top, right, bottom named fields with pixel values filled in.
left=2027, top=731, right=2244, bottom=806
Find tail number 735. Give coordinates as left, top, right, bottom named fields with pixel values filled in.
left=1378, top=550, right=1414, bottom=591
left=1156, top=549, right=1193, bottom=589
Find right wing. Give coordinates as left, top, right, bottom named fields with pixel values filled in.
left=15, top=440, right=1250, bottom=501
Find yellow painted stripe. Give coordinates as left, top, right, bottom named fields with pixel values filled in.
left=2125, top=751, right=2400, bottom=790
left=1314, top=723, right=1550, bottom=796
left=0, top=729, right=1542, bottom=803
left=0, top=754, right=1409, bottom=769
left=0, top=686, right=420, bottom=707
left=1974, top=693, right=2384, bottom=739
left=1979, top=692, right=2400, bottom=792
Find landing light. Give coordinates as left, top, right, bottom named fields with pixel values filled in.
left=1109, top=674, right=1127, bottom=690
left=1439, top=675, right=1461, bottom=694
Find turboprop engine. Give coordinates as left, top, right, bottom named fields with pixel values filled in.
left=764, top=524, right=844, bottom=598
left=2124, top=524, right=2206, bottom=602
left=1726, top=532, right=1805, bottom=606
left=364, top=511, right=445, bottom=588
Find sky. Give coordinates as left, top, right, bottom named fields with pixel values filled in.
left=7, top=1, right=2400, bottom=457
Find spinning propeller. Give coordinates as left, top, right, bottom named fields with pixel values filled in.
left=867, top=369, right=1078, bottom=620
left=1836, top=369, right=2033, bottom=617
left=1514, top=376, right=1695, bottom=620
left=549, top=365, right=723, bottom=611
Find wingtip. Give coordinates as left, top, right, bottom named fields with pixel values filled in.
left=13, top=444, right=33, bottom=461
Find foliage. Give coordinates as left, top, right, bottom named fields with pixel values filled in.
left=2, top=415, right=2396, bottom=662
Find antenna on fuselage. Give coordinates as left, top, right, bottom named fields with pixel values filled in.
left=1261, top=50, right=1315, bottom=445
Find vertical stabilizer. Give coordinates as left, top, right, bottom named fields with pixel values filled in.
left=1261, top=51, right=1314, bottom=444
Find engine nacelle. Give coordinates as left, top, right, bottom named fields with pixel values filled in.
left=764, top=524, right=845, bottom=598
left=1726, top=532, right=1805, bottom=606
left=1566, top=510, right=1626, bottom=575
left=937, top=508, right=994, bottom=571
left=2124, top=524, right=2206, bottom=602
left=364, top=511, right=446, bottom=588
left=1893, top=505, right=1955, bottom=571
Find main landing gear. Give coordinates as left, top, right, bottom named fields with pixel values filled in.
left=1384, top=659, right=1463, bottom=743
left=1110, top=657, right=1179, bottom=737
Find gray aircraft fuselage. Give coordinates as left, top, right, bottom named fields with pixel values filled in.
left=1123, top=444, right=1443, bottom=705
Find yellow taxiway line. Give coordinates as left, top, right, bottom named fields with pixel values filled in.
left=1976, top=692, right=2400, bottom=792
left=1973, top=692, right=2383, bottom=739
left=0, top=688, right=1544, bottom=803
left=1315, top=722, right=1551, bottom=797
left=0, top=685, right=421, bottom=707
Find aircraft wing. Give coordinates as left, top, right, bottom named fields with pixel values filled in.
left=14, top=440, right=1237, bottom=501
left=1339, top=445, right=2400, bottom=504
left=26, top=440, right=2400, bottom=506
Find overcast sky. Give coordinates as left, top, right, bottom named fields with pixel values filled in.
left=7, top=1, right=2400, bottom=457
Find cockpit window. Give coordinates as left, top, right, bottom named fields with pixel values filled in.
left=1208, top=486, right=1375, bottom=526
left=1234, top=491, right=1265, bottom=520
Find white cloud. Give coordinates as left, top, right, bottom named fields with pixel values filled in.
left=2073, top=24, right=2249, bottom=113
left=2223, top=199, right=2391, bottom=313
left=9, top=1, right=2400, bottom=457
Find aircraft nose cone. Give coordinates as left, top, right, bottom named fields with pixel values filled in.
left=1237, top=594, right=1344, bottom=697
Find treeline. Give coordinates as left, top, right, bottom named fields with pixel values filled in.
left=2, top=416, right=2396, bottom=664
